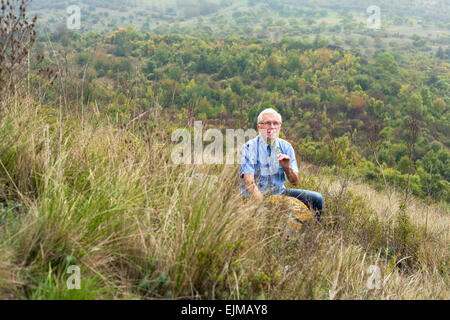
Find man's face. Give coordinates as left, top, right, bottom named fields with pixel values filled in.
left=257, top=113, right=281, bottom=144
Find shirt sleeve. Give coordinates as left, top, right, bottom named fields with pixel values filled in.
left=239, top=143, right=255, bottom=176
left=286, top=143, right=299, bottom=173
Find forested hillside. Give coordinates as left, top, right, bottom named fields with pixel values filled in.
left=30, top=27, right=449, bottom=203
left=30, top=0, right=450, bottom=58
left=0, top=0, right=448, bottom=300
left=22, top=0, right=450, bottom=203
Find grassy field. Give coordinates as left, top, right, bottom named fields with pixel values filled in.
left=0, top=93, right=448, bottom=299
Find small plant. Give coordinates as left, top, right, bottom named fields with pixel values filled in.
left=25, top=263, right=107, bottom=300
left=0, top=0, right=37, bottom=93
left=0, top=199, right=21, bottom=223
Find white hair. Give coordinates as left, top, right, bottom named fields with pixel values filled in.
left=257, top=108, right=282, bottom=124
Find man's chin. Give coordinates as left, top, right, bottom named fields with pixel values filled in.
left=259, top=131, right=278, bottom=145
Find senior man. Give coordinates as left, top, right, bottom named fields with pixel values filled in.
left=240, top=108, right=324, bottom=220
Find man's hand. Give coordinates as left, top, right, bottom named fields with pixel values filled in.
left=277, top=154, right=299, bottom=185
left=243, top=174, right=264, bottom=202
left=277, top=153, right=291, bottom=170
left=254, top=190, right=263, bottom=202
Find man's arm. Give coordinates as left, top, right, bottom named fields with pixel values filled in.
left=243, top=174, right=263, bottom=202
left=277, top=154, right=299, bottom=185
left=240, top=142, right=263, bottom=201
left=284, top=166, right=299, bottom=185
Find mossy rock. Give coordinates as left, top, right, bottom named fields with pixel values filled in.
left=266, top=195, right=315, bottom=230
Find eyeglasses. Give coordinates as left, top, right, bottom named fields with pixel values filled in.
left=259, top=122, right=281, bottom=127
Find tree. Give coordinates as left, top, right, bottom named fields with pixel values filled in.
left=143, top=59, right=156, bottom=74
left=402, top=93, right=423, bottom=206
left=420, top=87, right=431, bottom=109
left=367, top=119, right=392, bottom=202
left=370, top=52, right=398, bottom=78
left=348, top=92, right=366, bottom=116
left=436, top=47, right=445, bottom=59
left=196, top=97, right=213, bottom=119
left=314, top=47, right=332, bottom=68
left=230, top=77, right=243, bottom=95
left=286, top=52, right=302, bottom=72
left=406, top=92, right=424, bottom=120
left=112, top=27, right=140, bottom=57
left=354, top=74, right=371, bottom=91
left=264, top=56, right=282, bottom=77
left=154, top=44, right=171, bottom=66
left=160, top=79, right=180, bottom=107
left=431, top=98, right=446, bottom=116
left=167, top=64, right=181, bottom=81
left=397, top=156, right=410, bottom=175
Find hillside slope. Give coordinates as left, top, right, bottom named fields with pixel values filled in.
left=0, top=97, right=448, bottom=299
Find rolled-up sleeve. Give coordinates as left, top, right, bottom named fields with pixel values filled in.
left=239, top=143, right=255, bottom=176
left=286, top=144, right=299, bottom=173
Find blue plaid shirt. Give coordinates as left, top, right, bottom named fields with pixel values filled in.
left=239, top=135, right=299, bottom=197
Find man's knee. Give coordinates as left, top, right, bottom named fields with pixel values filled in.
left=315, top=192, right=324, bottom=209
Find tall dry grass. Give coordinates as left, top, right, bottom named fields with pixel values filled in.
left=0, top=96, right=448, bottom=299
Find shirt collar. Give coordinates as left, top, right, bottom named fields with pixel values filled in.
left=258, top=134, right=278, bottom=149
